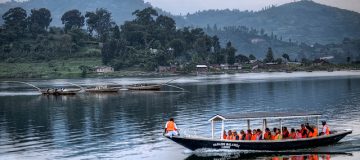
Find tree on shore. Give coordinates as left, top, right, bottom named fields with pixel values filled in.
left=61, top=9, right=85, bottom=33
left=226, top=41, right=236, bottom=64
left=85, top=8, right=114, bottom=42
left=282, top=53, right=290, bottom=61
left=2, top=7, right=27, bottom=38
left=264, top=47, right=274, bottom=63
left=28, top=8, right=52, bottom=34
left=249, top=54, right=256, bottom=60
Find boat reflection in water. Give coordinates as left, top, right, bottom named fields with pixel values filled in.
left=186, top=152, right=352, bottom=160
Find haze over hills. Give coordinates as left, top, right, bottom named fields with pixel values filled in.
left=177, top=0, right=360, bottom=44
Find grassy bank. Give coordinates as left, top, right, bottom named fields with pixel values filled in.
left=0, top=58, right=102, bottom=78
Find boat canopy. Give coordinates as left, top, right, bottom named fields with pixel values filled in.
left=209, top=112, right=321, bottom=122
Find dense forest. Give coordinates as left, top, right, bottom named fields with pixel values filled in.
left=0, top=7, right=238, bottom=71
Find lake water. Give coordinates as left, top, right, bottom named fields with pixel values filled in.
left=1, top=71, right=360, bottom=160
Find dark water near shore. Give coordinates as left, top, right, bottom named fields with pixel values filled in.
left=0, top=72, right=360, bottom=160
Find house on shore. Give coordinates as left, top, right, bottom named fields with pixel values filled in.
left=196, top=65, right=208, bottom=73
left=158, top=65, right=177, bottom=73
left=94, top=66, right=114, bottom=73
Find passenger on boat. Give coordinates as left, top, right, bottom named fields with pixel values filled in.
left=296, top=129, right=302, bottom=139
left=227, top=130, right=232, bottom=140
left=289, top=128, right=296, bottom=139
left=165, top=118, right=179, bottom=138
left=256, top=129, right=263, bottom=140
left=264, top=128, right=272, bottom=140
left=223, top=130, right=227, bottom=139
left=306, top=124, right=318, bottom=138
left=282, top=127, right=290, bottom=139
left=239, top=130, right=246, bottom=140
left=321, top=121, right=331, bottom=135
left=300, top=124, right=308, bottom=138
left=271, top=128, right=277, bottom=140
left=251, top=129, right=257, bottom=140
left=274, top=128, right=282, bottom=140
left=234, top=131, right=239, bottom=140
left=245, top=129, right=252, bottom=140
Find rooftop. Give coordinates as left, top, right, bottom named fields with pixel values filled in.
left=209, top=112, right=321, bottom=121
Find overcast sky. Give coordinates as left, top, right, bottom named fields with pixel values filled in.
left=0, top=0, right=359, bottom=14
left=144, top=0, right=360, bottom=15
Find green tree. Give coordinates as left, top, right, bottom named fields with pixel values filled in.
left=2, top=7, right=27, bottom=37
left=133, top=7, right=158, bottom=25
left=282, top=53, right=290, bottom=61
left=226, top=42, right=236, bottom=64
left=85, top=8, right=114, bottom=42
left=249, top=54, right=256, bottom=60
left=29, top=8, right=52, bottom=33
left=155, top=15, right=176, bottom=31
left=235, top=54, right=249, bottom=63
left=168, top=39, right=185, bottom=57
left=61, top=9, right=85, bottom=33
left=264, top=47, right=274, bottom=63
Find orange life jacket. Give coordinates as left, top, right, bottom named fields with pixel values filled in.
left=238, top=134, right=243, bottom=140
left=324, top=125, right=330, bottom=135
left=271, top=134, right=275, bottom=140
left=313, top=128, right=318, bottom=137
left=300, top=128, right=308, bottom=138
left=245, top=133, right=251, bottom=140
left=166, top=121, right=176, bottom=132
left=251, top=134, right=257, bottom=140
left=274, top=133, right=282, bottom=140
left=264, top=132, right=271, bottom=140
left=308, top=128, right=318, bottom=138
left=223, top=134, right=227, bottom=140
left=289, top=133, right=296, bottom=139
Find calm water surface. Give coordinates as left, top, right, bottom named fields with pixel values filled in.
left=0, top=71, right=360, bottom=160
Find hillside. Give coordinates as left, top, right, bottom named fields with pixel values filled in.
left=177, top=0, right=360, bottom=44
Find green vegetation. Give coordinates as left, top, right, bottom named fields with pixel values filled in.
left=0, top=58, right=101, bottom=78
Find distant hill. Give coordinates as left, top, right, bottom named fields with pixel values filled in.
left=0, top=0, right=154, bottom=26
left=177, top=0, right=360, bottom=44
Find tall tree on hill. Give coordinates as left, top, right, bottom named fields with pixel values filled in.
left=226, top=41, right=236, bottom=65
left=2, top=7, right=27, bottom=38
left=264, top=47, right=274, bottom=63
left=85, top=8, right=114, bottom=42
left=29, top=8, right=52, bottom=33
left=61, top=9, right=85, bottom=33
left=133, top=7, right=158, bottom=26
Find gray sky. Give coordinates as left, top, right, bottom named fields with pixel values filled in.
left=0, top=0, right=359, bottom=14
left=144, top=0, right=360, bottom=15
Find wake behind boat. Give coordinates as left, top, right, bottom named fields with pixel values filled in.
left=164, top=112, right=352, bottom=151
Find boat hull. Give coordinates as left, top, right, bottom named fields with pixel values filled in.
left=41, top=89, right=81, bottom=95
left=166, top=130, right=352, bottom=151
left=127, top=85, right=161, bottom=91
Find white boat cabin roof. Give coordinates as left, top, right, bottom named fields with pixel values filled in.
left=209, top=112, right=321, bottom=122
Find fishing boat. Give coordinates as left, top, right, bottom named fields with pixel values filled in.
left=85, top=85, right=119, bottom=93
left=41, top=88, right=81, bottom=95
left=127, top=84, right=161, bottom=91
left=165, top=112, right=352, bottom=151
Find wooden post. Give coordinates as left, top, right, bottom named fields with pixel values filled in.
left=262, top=119, right=266, bottom=139
left=211, top=120, right=214, bottom=139
left=316, top=116, right=319, bottom=136
left=221, top=120, right=225, bottom=140
left=265, top=119, right=268, bottom=128
left=247, top=120, right=250, bottom=130
left=280, top=119, right=283, bottom=136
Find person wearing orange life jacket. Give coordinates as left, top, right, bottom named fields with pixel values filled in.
left=239, top=130, right=245, bottom=140
left=295, top=129, right=302, bottom=139
left=321, top=121, right=330, bottom=136
left=274, top=128, right=282, bottom=140
left=264, top=128, right=272, bottom=140
left=245, top=129, right=252, bottom=140
left=300, top=124, right=308, bottom=138
left=306, top=124, right=318, bottom=138
left=222, top=130, right=227, bottom=140
left=227, top=130, right=232, bottom=140
left=251, top=129, right=257, bottom=140
left=289, top=128, right=296, bottom=139
left=165, top=118, right=179, bottom=138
